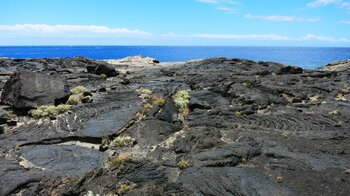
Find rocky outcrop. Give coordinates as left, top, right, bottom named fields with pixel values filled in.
left=115, top=56, right=160, bottom=64
left=320, top=59, right=350, bottom=71
left=0, top=57, right=349, bottom=196
left=1, top=71, right=70, bottom=108
left=0, top=56, right=100, bottom=72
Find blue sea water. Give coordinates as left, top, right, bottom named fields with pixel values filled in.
left=0, top=46, right=350, bottom=69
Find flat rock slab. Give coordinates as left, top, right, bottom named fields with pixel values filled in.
left=20, top=144, right=107, bottom=176
left=79, top=96, right=141, bottom=137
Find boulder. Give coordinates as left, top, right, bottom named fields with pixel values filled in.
left=87, top=63, right=119, bottom=77
left=0, top=71, right=70, bottom=109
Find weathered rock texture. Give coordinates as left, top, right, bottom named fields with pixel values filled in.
left=0, top=57, right=349, bottom=196
left=1, top=71, right=70, bottom=108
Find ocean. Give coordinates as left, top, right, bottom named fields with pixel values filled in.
left=0, top=46, right=350, bottom=69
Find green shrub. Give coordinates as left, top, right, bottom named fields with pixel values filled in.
left=177, top=160, right=191, bottom=169
left=70, top=86, right=87, bottom=94
left=84, top=191, right=100, bottom=196
left=110, top=136, right=135, bottom=147
left=116, top=182, right=135, bottom=195
left=66, top=94, right=84, bottom=105
left=173, top=90, right=191, bottom=112
left=110, top=155, right=129, bottom=167
left=31, top=104, right=71, bottom=118
left=151, top=96, right=166, bottom=106
left=143, top=103, right=153, bottom=111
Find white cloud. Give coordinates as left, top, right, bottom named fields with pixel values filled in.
left=302, top=34, right=348, bottom=42
left=307, top=0, right=350, bottom=10
left=197, top=0, right=239, bottom=4
left=0, top=24, right=151, bottom=36
left=307, top=0, right=339, bottom=7
left=193, top=34, right=293, bottom=41
left=190, top=33, right=348, bottom=42
left=216, top=6, right=239, bottom=14
left=197, top=0, right=220, bottom=3
left=196, top=0, right=239, bottom=14
left=245, top=14, right=320, bottom=22
left=0, top=24, right=348, bottom=45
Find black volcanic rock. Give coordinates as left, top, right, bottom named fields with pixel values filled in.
left=0, top=56, right=99, bottom=72
left=0, top=109, right=8, bottom=125
left=1, top=57, right=350, bottom=196
left=87, top=63, right=119, bottom=77
left=277, top=65, right=303, bottom=75
left=0, top=71, right=70, bottom=108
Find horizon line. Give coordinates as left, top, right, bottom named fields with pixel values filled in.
left=0, top=45, right=350, bottom=48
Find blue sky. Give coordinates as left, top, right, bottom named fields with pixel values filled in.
left=0, top=0, right=350, bottom=46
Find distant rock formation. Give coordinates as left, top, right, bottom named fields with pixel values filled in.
left=320, top=59, right=350, bottom=71
left=107, top=56, right=160, bottom=65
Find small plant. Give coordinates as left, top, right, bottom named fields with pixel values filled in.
left=116, top=181, right=136, bottom=195
left=110, top=136, right=135, bottom=147
left=143, top=103, right=153, bottom=111
left=180, top=107, right=190, bottom=119
left=177, top=160, right=191, bottom=169
left=70, top=86, right=87, bottom=94
left=135, top=88, right=153, bottom=95
left=335, top=93, right=347, bottom=101
left=173, top=90, right=191, bottom=113
left=31, top=104, right=71, bottom=118
left=151, top=96, right=166, bottom=106
left=282, top=132, right=289, bottom=139
left=182, top=124, right=190, bottom=131
left=84, top=191, right=100, bottom=196
left=276, top=176, right=284, bottom=183
left=66, top=94, right=84, bottom=105
left=110, top=155, right=129, bottom=167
